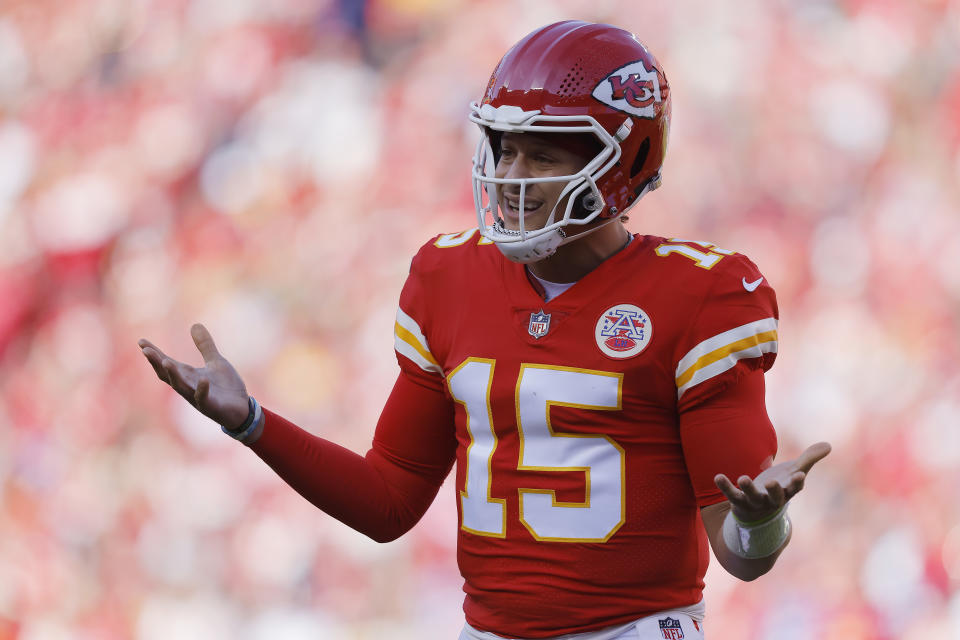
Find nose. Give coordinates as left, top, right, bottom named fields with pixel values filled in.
left=499, top=154, right=532, bottom=182
left=505, top=159, right=528, bottom=180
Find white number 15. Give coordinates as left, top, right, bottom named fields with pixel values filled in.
left=448, top=359, right=625, bottom=543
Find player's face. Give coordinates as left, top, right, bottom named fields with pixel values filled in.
left=495, top=132, right=593, bottom=232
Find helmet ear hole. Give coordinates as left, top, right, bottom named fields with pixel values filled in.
left=487, top=129, right=503, bottom=164
left=630, top=137, right=651, bottom=178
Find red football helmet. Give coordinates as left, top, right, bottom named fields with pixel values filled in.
left=470, top=21, right=671, bottom=263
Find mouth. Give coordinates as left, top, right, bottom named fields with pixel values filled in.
left=502, top=195, right=544, bottom=223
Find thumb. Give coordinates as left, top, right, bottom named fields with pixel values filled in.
left=195, top=376, right=210, bottom=408
left=191, top=323, right=222, bottom=364
left=795, top=441, right=832, bottom=473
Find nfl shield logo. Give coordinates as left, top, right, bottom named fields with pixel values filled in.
left=658, top=617, right=684, bottom=639
left=528, top=310, right=551, bottom=339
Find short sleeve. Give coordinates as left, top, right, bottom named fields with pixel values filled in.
left=394, top=246, right=446, bottom=392
left=674, top=254, right=779, bottom=411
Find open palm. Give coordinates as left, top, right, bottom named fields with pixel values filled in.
left=138, top=323, right=250, bottom=430
left=714, top=442, right=831, bottom=523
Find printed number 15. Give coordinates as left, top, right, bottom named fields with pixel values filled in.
left=448, top=359, right=625, bottom=543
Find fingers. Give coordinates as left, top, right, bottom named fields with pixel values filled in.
left=737, top=475, right=764, bottom=502
left=714, top=473, right=745, bottom=503
left=191, top=323, right=222, bottom=364
left=137, top=338, right=161, bottom=354
left=139, top=339, right=174, bottom=383
left=738, top=475, right=786, bottom=510
left=715, top=473, right=788, bottom=517
left=782, top=471, right=807, bottom=501
left=765, top=478, right=785, bottom=506
left=714, top=442, right=828, bottom=520
left=794, top=441, right=832, bottom=474
left=161, top=357, right=199, bottom=403
left=138, top=338, right=196, bottom=394
left=138, top=338, right=169, bottom=366
left=139, top=346, right=167, bottom=381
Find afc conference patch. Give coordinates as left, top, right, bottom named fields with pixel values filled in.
left=658, top=617, right=684, bottom=639
left=528, top=310, right=551, bottom=339
left=595, top=304, right=652, bottom=359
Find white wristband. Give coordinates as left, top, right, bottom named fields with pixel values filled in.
left=722, top=504, right=791, bottom=559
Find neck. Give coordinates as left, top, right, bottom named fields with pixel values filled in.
left=527, top=221, right=632, bottom=283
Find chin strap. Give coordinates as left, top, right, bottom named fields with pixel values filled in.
left=489, top=215, right=626, bottom=264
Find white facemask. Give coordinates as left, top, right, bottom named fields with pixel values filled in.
left=469, top=102, right=630, bottom=263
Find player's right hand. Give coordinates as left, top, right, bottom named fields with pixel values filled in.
left=138, top=323, right=251, bottom=430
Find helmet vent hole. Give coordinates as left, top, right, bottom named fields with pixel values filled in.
left=630, top=137, right=651, bottom=178
left=558, top=60, right=588, bottom=96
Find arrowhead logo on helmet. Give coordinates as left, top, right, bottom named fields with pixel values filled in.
left=592, top=60, right=663, bottom=119
left=468, top=21, right=672, bottom=263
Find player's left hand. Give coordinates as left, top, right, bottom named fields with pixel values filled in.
left=714, top=441, right=831, bottom=523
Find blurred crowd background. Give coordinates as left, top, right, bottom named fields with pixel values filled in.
left=0, top=0, right=958, bottom=638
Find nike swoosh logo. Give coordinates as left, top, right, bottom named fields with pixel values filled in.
left=742, top=276, right=764, bottom=292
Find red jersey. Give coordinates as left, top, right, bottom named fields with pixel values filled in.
left=393, top=231, right=778, bottom=637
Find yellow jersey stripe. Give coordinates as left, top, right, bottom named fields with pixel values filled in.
left=675, top=318, right=779, bottom=398
left=676, top=318, right=778, bottom=375
left=394, top=322, right=440, bottom=368
left=675, top=330, right=778, bottom=389
left=396, top=308, right=429, bottom=347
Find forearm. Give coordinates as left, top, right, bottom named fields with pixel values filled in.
left=245, top=372, right=456, bottom=543
left=250, top=408, right=446, bottom=542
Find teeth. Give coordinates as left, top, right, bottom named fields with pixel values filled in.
left=506, top=200, right=540, bottom=211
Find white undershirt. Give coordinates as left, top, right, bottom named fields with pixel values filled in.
left=526, top=235, right=635, bottom=302
left=527, top=270, right=576, bottom=302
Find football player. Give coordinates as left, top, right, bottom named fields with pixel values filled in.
left=140, top=21, right=830, bottom=640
